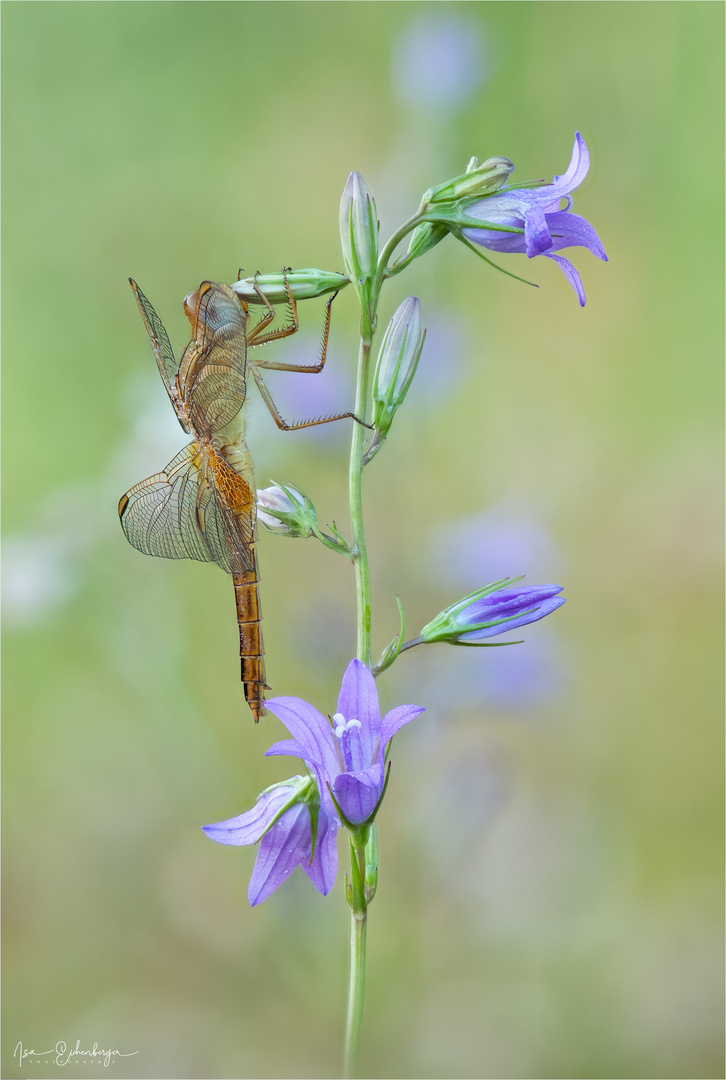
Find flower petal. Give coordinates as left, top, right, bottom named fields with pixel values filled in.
left=545, top=211, right=607, bottom=261
left=263, top=740, right=336, bottom=821
left=336, top=659, right=381, bottom=759
left=462, top=224, right=527, bottom=254
left=333, top=764, right=384, bottom=825
left=302, top=808, right=339, bottom=895
left=464, top=584, right=564, bottom=624
left=380, top=704, right=426, bottom=745
left=459, top=594, right=566, bottom=640
left=265, top=696, right=339, bottom=776
left=551, top=132, right=590, bottom=195
left=202, top=784, right=298, bottom=846
left=523, top=203, right=553, bottom=257
left=265, top=738, right=325, bottom=767
left=248, top=803, right=312, bottom=905
left=544, top=253, right=587, bottom=306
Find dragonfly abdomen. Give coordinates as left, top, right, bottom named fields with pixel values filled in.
left=233, top=556, right=268, bottom=723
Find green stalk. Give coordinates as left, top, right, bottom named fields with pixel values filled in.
left=343, top=212, right=422, bottom=1074
left=343, top=840, right=368, bottom=1079
left=348, top=305, right=374, bottom=665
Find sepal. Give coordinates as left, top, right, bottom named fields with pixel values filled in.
left=258, top=775, right=318, bottom=839
left=372, top=596, right=406, bottom=675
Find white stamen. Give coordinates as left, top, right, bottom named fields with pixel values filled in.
left=333, top=714, right=362, bottom=738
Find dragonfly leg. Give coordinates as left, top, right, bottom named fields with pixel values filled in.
left=249, top=364, right=372, bottom=431
left=253, top=292, right=337, bottom=374
left=246, top=272, right=299, bottom=346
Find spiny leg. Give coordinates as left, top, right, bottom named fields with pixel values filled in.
left=253, top=292, right=336, bottom=374
left=246, top=272, right=299, bottom=347
left=249, top=364, right=371, bottom=431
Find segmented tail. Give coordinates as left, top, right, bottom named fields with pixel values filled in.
left=232, top=547, right=268, bottom=722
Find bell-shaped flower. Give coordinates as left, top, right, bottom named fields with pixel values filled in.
left=202, top=775, right=338, bottom=906
left=461, top=132, right=607, bottom=306
left=265, top=659, right=424, bottom=827
left=419, top=578, right=565, bottom=645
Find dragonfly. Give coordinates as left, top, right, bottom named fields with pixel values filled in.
left=119, top=276, right=363, bottom=721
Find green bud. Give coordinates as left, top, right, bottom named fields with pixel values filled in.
left=256, top=482, right=319, bottom=538
left=406, top=221, right=449, bottom=263
left=371, top=297, right=425, bottom=440
left=339, top=172, right=379, bottom=294
left=232, top=268, right=348, bottom=304
left=421, top=155, right=514, bottom=209
left=364, top=823, right=378, bottom=903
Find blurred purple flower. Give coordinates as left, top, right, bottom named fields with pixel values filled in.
left=202, top=777, right=338, bottom=906
left=266, top=659, right=425, bottom=826
left=477, top=632, right=566, bottom=707
left=392, top=13, right=488, bottom=111
left=463, top=132, right=607, bottom=305
left=431, top=507, right=563, bottom=590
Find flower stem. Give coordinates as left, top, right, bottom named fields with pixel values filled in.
left=349, top=310, right=373, bottom=665
left=343, top=841, right=368, bottom=1079
left=343, top=209, right=421, bottom=1071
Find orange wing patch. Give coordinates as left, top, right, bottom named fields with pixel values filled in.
left=209, top=450, right=255, bottom=518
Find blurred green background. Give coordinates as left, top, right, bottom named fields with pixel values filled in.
left=3, top=2, right=723, bottom=1078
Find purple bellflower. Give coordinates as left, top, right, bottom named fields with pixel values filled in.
left=266, top=659, right=425, bottom=827
left=462, top=132, right=607, bottom=306
left=202, top=776, right=338, bottom=906
left=419, top=578, right=565, bottom=645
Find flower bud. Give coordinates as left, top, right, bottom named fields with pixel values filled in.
left=371, top=297, right=425, bottom=439
left=339, top=172, right=379, bottom=289
left=364, top=823, right=378, bottom=903
left=419, top=579, right=565, bottom=645
left=232, top=268, right=348, bottom=305
left=421, top=155, right=514, bottom=209
left=406, top=221, right=449, bottom=263
left=256, top=483, right=319, bottom=538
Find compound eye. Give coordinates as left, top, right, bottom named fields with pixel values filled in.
left=183, top=290, right=199, bottom=319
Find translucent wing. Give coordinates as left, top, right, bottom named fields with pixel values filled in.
left=129, top=278, right=189, bottom=432
left=181, top=282, right=249, bottom=436
left=203, top=450, right=256, bottom=575
left=118, top=443, right=254, bottom=574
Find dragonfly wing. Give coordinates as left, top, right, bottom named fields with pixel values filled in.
left=129, top=279, right=188, bottom=429
left=119, top=443, right=214, bottom=564
left=204, top=450, right=256, bottom=575
left=119, top=443, right=255, bottom=575
left=184, top=283, right=249, bottom=435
